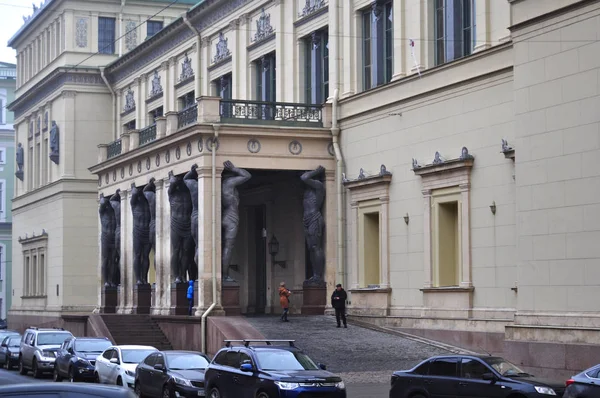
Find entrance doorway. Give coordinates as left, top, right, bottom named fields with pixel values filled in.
left=250, top=205, right=267, bottom=314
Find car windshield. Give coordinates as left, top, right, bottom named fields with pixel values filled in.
left=37, top=333, right=72, bottom=346
left=166, top=353, right=210, bottom=370
left=75, top=340, right=112, bottom=353
left=255, top=350, right=319, bottom=371
left=482, top=357, right=527, bottom=376
left=121, top=349, right=156, bottom=364
left=7, top=337, right=21, bottom=347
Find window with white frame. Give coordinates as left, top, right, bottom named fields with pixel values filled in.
left=0, top=148, right=6, bottom=164
left=0, top=180, right=5, bottom=217
left=0, top=245, right=3, bottom=281
left=434, top=0, right=476, bottom=66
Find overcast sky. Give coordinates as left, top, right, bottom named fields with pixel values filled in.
left=0, top=0, right=40, bottom=64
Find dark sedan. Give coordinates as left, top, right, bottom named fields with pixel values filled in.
left=54, top=336, right=113, bottom=382
left=0, top=383, right=136, bottom=397
left=565, top=363, right=600, bottom=398
left=0, top=335, right=22, bottom=369
left=390, top=354, right=565, bottom=398
left=134, top=350, right=210, bottom=398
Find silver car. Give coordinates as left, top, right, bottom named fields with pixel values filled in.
left=19, top=327, right=73, bottom=378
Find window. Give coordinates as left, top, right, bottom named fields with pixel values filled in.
left=362, top=1, right=393, bottom=90
left=215, top=73, right=232, bottom=101
left=434, top=0, right=475, bottom=65
left=224, top=351, right=240, bottom=368
left=255, top=52, right=276, bottom=102
left=304, top=30, right=329, bottom=104
left=154, top=354, right=165, bottom=367
left=460, top=359, right=489, bottom=379
left=414, top=361, right=430, bottom=375
left=0, top=180, right=4, bottom=216
left=179, top=92, right=195, bottom=110
left=0, top=100, right=3, bottom=125
left=429, top=358, right=458, bottom=377
left=0, top=245, right=3, bottom=280
left=432, top=192, right=461, bottom=287
left=0, top=148, right=6, bottom=165
left=147, top=21, right=163, bottom=39
left=586, top=367, right=600, bottom=379
left=255, top=350, right=319, bottom=371
left=213, top=351, right=228, bottom=366
left=149, top=106, right=163, bottom=125
left=144, top=353, right=157, bottom=366
left=102, top=349, right=113, bottom=360
left=124, top=120, right=136, bottom=132
left=362, top=211, right=380, bottom=287
left=98, top=17, right=116, bottom=54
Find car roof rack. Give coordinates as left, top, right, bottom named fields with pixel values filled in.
left=27, top=327, right=65, bottom=331
left=224, top=339, right=296, bottom=348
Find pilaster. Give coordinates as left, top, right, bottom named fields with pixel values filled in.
left=162, top=61, right=171, bottom=113
left=324, top=171, right=337, bottom=300
left=45, top=102, right=52, bottom=184
left=116, top=90, right=122, bottom=141
left=342, top=2, right=356, bottom=97
left=350, top=201, right=359, bottom=289
left=161, top=177, right=172, bottom=315
left=152, top=178, right=166, bottom=315
left=200, top=38, right=210, bottom=96
left=391, top=0, right=407, bottom=81
left=422, top=189, right=432, bottom=289
left=275, top=3, right=285, bottom=101
left=168, top=57, right=177, bottom=112
left=117, top=191, right=128, bottom=314
left=379, top=197, right=390, bottom=289
left=473, top=0, right=491, bottom=53
left=124, top=189, right=134, bottom=314
left=459, top=183, right=472, bottom=288
left=61, top=90, right=76, bottom=178
left=229, top=19, right=241, bottom=99
left=327, top=0, right=340, bottom=100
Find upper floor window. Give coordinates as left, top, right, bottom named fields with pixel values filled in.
left=0, top=181, right=4, bottom=216
left=179, top=91, right=195, bottom=110
left=0, top=100, right=3, bottom=124
left=0, top=148, right=6, bottom=165
left=147, top=21, right=163, bottom=39
left=255, top=53, right=276, bottom=102
left=434, top=0, right=475, bottom=65
left=98, top=17, right=116, bottom=54
left=215, top=73, right=233, bottom=101
left=362, top=1, right=393, bottom=91
left=304, top=30, right=329, bottom=104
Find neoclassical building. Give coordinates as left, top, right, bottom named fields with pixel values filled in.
left=10, top=0, right=600, bottom=377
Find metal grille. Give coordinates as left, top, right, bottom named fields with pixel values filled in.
left=178, top=104, right=198, bottom=129
left=107, top=139, right=122, bottom=159
left=190, top=381, right=204, bottom=388
left=139, top=124, right=157, bottom=146
left=219, top=100, right=322, bottom=127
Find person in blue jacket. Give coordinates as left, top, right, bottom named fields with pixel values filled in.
left=187, top=280, right=194, bottom=316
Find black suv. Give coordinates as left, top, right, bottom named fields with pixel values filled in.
left=53, top=336, right=112, bottom=382
left=204, top=339, right=346, bottom=398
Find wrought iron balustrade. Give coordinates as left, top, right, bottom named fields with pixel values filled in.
left=139, top=124, right=157, bottom=146
left=178, top=103, right=198, bottom=129
left=107, top=139, right=122, bottom=159
left=219, top=100, right=323, bottom=127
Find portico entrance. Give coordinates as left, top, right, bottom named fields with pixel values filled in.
left=228, top=169, right=309, bottom=315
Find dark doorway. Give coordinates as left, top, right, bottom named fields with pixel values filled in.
left=252, top=204, right=267, bottom=314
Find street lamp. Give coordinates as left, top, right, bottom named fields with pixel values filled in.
left=269, top=235, right=286, bottom=268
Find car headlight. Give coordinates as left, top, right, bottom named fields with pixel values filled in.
left=42, top=351, right=55, bottom=358
left=125, top=370, right=135, bottom=377
left=535, top=386, right=556, bottom=395
left=172, top=376, right=192, bottom=386
left=335, top=381, right=345, bottom=390
left=76, top=358, right=91, bottom=366
left=274, top=381, right=299, bottom=390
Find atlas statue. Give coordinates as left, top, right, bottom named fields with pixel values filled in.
left=99, top=193, right=118, bottom=287
left=168, top=171, right=195, bottom=283
left=301, top=165, right=326, bottom=286
left=130, top=182, right=152, bottom=285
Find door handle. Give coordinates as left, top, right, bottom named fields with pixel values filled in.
left=459, top=382, right=468, bottom=386
left=216, top=371, right=221, bottom=378
left=233, top=376, right=239, bottom=383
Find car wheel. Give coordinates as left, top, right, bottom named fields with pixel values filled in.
left=69, top=366, right=76, bottom=382
left=18, top=358, right=26, bottom=375
left=209, top=387, right=221, bottom=398
left=32, top=359, right=42, bottom=379
left=4, top=359, right=10, bottom=370
left=53, top=366, right=63, bottom=382
left=256, top=392, right=271, bottom=398
left=94, top=372, right=100, bottom=384
left=134, top=382, right=144, bottom=397
left=162, top=386, right=172, bottom=398
left=116, top=376, right=123, bottom=386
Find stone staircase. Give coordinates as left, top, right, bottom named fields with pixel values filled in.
left=101, top=315, right=173, bottom=350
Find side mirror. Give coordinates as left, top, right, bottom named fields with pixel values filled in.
left=482, top=373, right=497, bottom=381
left=318, top=363, right=327, bottom=370
left=154, top=363, right=165, bottom=372
left=109, top=358, right=119, bottom=364
left=0, top=343, right=6, bottom=348
left=240, top=362, right=253, bottom=372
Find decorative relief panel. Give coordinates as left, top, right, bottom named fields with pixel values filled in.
left=179, top=53, right=194, bottom=82
left=149, top=70, right=163, bottom=98
left=298, top=0, right=326, bottom=18
left=252, top=8, right=274, bottom=43
left=125, top=21, right=138, bottom=51
left=123, top=88, right=135, bottom=112
left=75, top=18, right=88, bottom=48
left=212, top=32, right=231, bottom=64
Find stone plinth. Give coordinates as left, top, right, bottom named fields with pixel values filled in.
left=101, top=286, right=118, bottom=314
left=222, top=281, right=241, bottom=316
left=170, top=282, right=188, bottom=316
left=133, top=284, right=152, bottom=314
left=302, top=285, right=327, bottom=315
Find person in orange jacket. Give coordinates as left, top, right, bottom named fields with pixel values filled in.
left=279, top=282, right=292, bottom=322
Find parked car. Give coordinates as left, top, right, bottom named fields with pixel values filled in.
left=565, top=363, right=600, bottom=398
left=0, top=330, right=20, bottom=343
left=134, top=350, right=210, bottom=398
left=95, top=345, right=158, bottom=388
left=389, top=354, right=565, bottom=398
left=19, top=327, right=73, bottom=378
left=53, top=336, right=113, bottom=382
left=0, top=383, right=136, bottom=398
left=0, top=335, right=21, bottom=370
left=204, top=339, right=346, bottom=398
left=0, top=319, right=8, bottom=330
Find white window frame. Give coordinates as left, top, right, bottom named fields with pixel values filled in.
left=0, top=243, right=4, bottom=282
left=0, top=179, right=6, bottom=221
left=0, top=148, right=6, bottom=165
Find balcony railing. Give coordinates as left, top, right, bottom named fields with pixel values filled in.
left=107, top=139, right=122, bottom=159
left=178, top=104, right=198, bottom=129
left=219, top=100, right=323, bottom=127
left=139, top=124, right=157, bottom=146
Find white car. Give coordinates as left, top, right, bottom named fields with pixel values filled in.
left=94, top=345, right=157, bottom=388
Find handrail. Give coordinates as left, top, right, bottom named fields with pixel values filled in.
left=178, top=104, right=198, bottom=129
left=139, top=123, right=157, bottom=146
left=106, top=139, right=122, bottom=159
left=219, top=99, right=323, bottom=127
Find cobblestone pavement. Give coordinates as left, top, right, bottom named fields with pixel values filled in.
left=245, top=315, right=450, bottom=387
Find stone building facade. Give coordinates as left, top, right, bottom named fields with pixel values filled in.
left=9, top=0, right=600, bottom=378
left=7, top=0, right=200, bottom=328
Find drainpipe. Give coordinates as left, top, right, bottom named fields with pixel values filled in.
left=331, top=89, right=346, bottom=289
left=182, top=14, right=201, bottom=97
left=100, top=67, right=116, bottom=140
left=201, top=124, right=219, bottom=354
